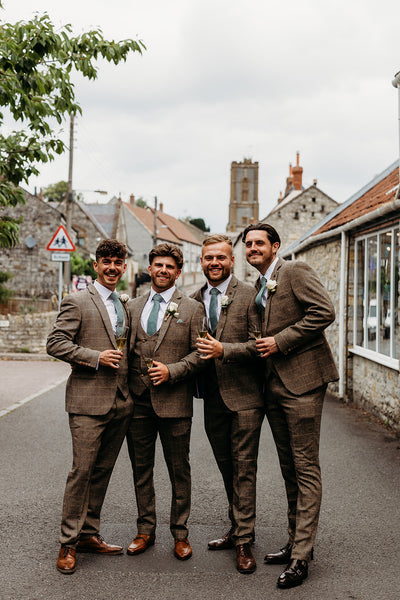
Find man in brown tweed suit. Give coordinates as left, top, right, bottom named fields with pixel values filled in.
left=125, top=243, right=204, bottom=561
left=47, top=239, right=133, bottom=574
left=243, top=223, right=338, bottom=589
left=191, top=234, right=264, bottom=574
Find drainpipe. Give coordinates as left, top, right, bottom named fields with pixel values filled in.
left=338, top=231, right=347, bottom=399
left=392, top=70, right=400, bottom=195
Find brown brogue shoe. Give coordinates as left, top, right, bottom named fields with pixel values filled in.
left=127, top=534, right=156, bottom=556
left=174, top=538, right=192, bottom=561
left=208, top=528, right=235, bottom=551
left=57, top=546, right=76, bottom=574
left=77, top=534, right=123, bottom=554
left=236, top=543, right=256, bottom=574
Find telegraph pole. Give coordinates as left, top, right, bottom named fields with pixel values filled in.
left=63, top=114, right=74, bottom=289
left=152, top=196, right=158, bottom=246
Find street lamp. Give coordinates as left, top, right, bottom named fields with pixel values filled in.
left=392, top=70, right=400, bottom=190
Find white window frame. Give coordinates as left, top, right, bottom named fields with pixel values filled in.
left=351, top=224, right=399, bottom=371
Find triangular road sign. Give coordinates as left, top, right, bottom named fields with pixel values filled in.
left=47, top=225, right=76, bottom=251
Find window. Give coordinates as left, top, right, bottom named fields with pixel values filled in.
left=294, top=212, right=299, bottom=220
left=354, top=225, right=399, bottom=364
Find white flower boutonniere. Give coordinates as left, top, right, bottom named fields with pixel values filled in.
left=221, top=295, right=232, bottom=309
left=119, top=293, right=130, bottom=303
left=266, top=279, right=277, bottom=294
left=165, top=301, right=179, bottom=320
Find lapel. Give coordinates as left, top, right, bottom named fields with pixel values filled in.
left=264, top=257, right=284, bottom=326
left=154, top=288, right=183, bottom=351
left=131, top=292, right=149, bottom=344
left=191, top=284, right=206, bottom=305
left=88, top=284, right=116, bottom=347
left=215, top=276, right=238, bottom=340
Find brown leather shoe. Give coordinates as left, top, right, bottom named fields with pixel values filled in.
left=174, top=538, right=192, bottom=561
left=57, top=546, right=76, bottom=574
left=208, top=529, right=235, bottom=550
left=236, top=543, right=256, bottom=574
left=77, top=534, right=123, bottom=554
left=126, top=534, right=156, bottom=556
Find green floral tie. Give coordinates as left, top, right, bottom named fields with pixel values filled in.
left=209, top=288, right=220, bottom=331
left=255, top=277, right=267, bottom=309
left=147, top=294, right=163, bottom=336
left=110, top=291, right=125, bottom=337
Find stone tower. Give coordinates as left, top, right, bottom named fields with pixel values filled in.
left=226, top=158, right=259, bottom=232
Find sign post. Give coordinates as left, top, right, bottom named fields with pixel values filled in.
left=47, top=226, right=76, bottom=310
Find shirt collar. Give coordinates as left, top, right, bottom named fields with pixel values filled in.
left=206, top=274, right=232, bottom=296
left=94, top=280, right=115, bottom=300
left=149, top=285, right=176, bottom=304
left=261, top=257, right=279, bottom=282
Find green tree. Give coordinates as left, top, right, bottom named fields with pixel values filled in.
left=70, top=251, right=96, bottom=279
left=0, top=270, right=13, bottom=303
left=0, top=4, right=145, bottom=247
left=43, top=180, right=83, bottom=203
left=188, top=217, right=210, bottom=232
left=135, top=197, right=147, bottom=208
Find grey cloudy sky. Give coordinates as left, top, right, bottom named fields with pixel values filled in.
left=3, top=0, right=400, bottom=232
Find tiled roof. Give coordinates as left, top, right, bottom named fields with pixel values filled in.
left=84, top=203, right=117, bottom=238
left=156, top=211, right=201, bottom=246
left=315, top=162, right=399, bottom=235
left=124, top=203, right=182, bottom=245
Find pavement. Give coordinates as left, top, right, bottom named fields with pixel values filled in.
left=0, top=358, right=399, bottom=600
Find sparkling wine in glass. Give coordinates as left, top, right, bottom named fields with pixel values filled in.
left=144, top=357, right=154, bottom=370
left=198, top=316, right=208, bottom=339
left=253, top=329, right=262, bottom=339
left=115, top=325, right=129, bottom=351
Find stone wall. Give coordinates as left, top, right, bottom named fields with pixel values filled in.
left=0, top=312, right=57, bottom=353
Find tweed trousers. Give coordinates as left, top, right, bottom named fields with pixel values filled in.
left=204, top=390, right=264, bottom=545
left=265, top=371, right=326, bottom=561
left=126, top=391, right=192, bottom=540
left=60, top=392, right=133, bottom=546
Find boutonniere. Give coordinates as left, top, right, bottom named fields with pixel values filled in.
left=164, top=301, right=179, bottom=320
left=266, top=279, right=277, bottom=294
left=119, top=293, right=130, bottom=303
left=221, top=295, right=232, bottom=309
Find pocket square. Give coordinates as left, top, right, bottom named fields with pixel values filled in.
left=177, top=318, right=183, bottom=323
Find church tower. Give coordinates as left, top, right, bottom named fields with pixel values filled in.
left=226, top=158, right=259, bottom=232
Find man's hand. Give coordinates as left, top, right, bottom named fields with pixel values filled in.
left=256, top=336, right=279, bottom=358
left=148, top=360, right=170, bottom=385
left=196, top=333, right=224, bottom=360
left=99, top=349, right=123, bottom=369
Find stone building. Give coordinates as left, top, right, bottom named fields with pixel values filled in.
left=0, top=190, right=65, bottom=299
left=282, top=161, right=400, bottom=431
left=226, top=158, right=259, bottom=232
left=233, top=153, right=338, bottom=282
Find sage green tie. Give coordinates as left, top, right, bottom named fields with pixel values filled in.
left=209, top=288, right=220, bottom=331
left=147, top=294, right=163, bottom=336
left=110, top=291, right=125, bottom=337
left=255, top=277, right=267, bottom=309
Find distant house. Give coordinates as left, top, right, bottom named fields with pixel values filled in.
left=122, top=196, right=203, bottom=288
left=233, top=153, right=338, bottom=281
left=281, top=161, right=400, bottom=430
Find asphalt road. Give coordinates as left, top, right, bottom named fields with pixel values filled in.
left=1, top=378, right=399, bottom=600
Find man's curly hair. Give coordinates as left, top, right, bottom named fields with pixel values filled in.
left=95, top=239, right=127, bottom=261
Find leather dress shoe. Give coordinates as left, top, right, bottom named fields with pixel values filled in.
left=127, top=534, right=156, bottom=556
left=236, top=543, right=256, bottom=574
left=277, top=559, right=308, bottom=588
left=264, top=542, right=293, bottom=564
left=208, top=529, right=235, bottom=551
left=57, top=546, right=76, bottom=574
left=174, top=538, right=192, bottom=560
left=77, top=534, right=123, bottom=554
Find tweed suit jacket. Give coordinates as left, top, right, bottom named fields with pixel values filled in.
left=191, top=276, right=264, bottom=411
left=127, top=288, right=205, bottom=418
left=257, top=258, right=339, bottom=396
left=46, top=283, right=130, bottom=415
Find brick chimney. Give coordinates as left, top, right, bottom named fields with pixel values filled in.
left=292, top=152, right=303, bottom=191
left=129, top=194, right=135, bottom=205
left=159, top=202, right=163, bottom=212
left=278, top=191, right=283, bottom=203
left=285, top=164, right=294, bottom=196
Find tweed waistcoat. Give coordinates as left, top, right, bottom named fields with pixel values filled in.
left=130, top=321, right=159, bottom=396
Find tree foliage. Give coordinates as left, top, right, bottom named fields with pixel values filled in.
left=70, top=251, right=96, bottom=279
left=135, top=197, right=147, bottom=208
left=0, top=5, right=145, bottom=247
left=188, top=217, right=210, bottom=232
left=0, top=269, right=13, bottom=303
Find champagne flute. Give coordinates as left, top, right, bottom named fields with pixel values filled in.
left=198, top=316, right=208, bottom=339
left=115, top=325, right=129, bottom=351
left=144, top=357, right=154, bottom=370
left=253, top=329, right=262, bottom=339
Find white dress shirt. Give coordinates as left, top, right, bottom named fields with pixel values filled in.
left=258, top=256, right=279, bottom=308
left=94, top=280, right=118, bottom=332
left=141, top=285, right=176, bottom=333
left=202, top=275, right=232, bottom=324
